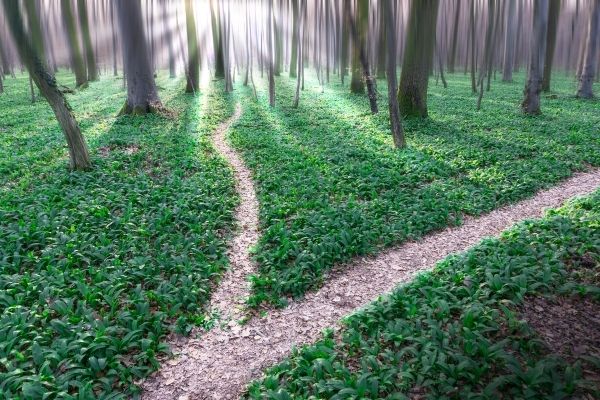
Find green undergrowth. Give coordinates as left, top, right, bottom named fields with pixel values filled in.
left=0, top=73, right=237, bottom=398
left=227, top=72, right=600, bottom=306
left=247, top=190, right=600, bottom=399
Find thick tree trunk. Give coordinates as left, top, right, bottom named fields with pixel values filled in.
left=61, top=0, right=87, bottom=88
left=289, top=0, right=299, bottom=78
left=2, top=0, right=91, bottom=170
left=350, top=0, right=367, bottom=93
left=185, top=0, right=200, bottom=93
left=115, top=0, right=162, bottom=115
left=398, top=0, right=439, bottom=118
left=522, top=0, right=549, bottom=115
left=502, top=0, right=517, bottom=81
left=542, top=0, right=560, bottom=91
left=383, top=0, right=405, bottom=149
left=447, top=0, right=461, bottom=73
left=78, top=0, right=98, bottom=81
left=577, top=0, right=600, bottom=98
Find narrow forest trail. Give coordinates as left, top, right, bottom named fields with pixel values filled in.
left=142, top=167, right=600, bottom=399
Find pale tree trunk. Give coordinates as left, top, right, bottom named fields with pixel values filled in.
left=577, top=0, right=600, bottom=98
left=2, top=0, right=91, bottom=170
left=185, top=0, right=199, bottom=93
left=340, top=0, right=349, bottom=85
left=293, top=0, right=304, bottom=108
left=376, top=3, right=386, bottom=79
left=447, top=0, right=461, bottom=73
left=470, top=0, right=477, bottom=93
left=383, top=0, right=405, bottom=149
left=290, top=0, right=299, bottom=78
left=502, top=0, right=517, bottom=81
left=78, top=0, right=98, bottom=81
left=61, top=0, right=87, bottom=88
left=398, top=0, right=439, bottom=117
left=522, top=0, right=549, bottom=115
left=163, top=0, right=176, bottom=78
left=542, top=0, right=560, bottom=91
left=115, top=0, right=162, bottom=115
left=110, top=0, right=118, bottom=76
left=268, top=0, right=275, bottom=107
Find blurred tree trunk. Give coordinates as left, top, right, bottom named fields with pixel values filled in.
left=110, top=0, right=118, bottom=76
left=162, top=0, right=176, bottom=78
left=470, top=0, right=477, bottom=93
left=2, top=0, right=91, bottom=170
left=78, top=0, right=98, bottom=81
left=289, top=0, right=299, bottom=78
left=274, top=8, right=283, bottom=77
left=522, top=0, right=549, bottom=115
left=447, top=0, right=461, bottom=73
left=61, top=0, right=87, bottom=87
left=350, top=0, right=367, bottom=93
left=376, top=3, right=386, bottom=79
left=542, top=0, right=560, bottom=91
left=502, top=0, right=517, bottom=81
left=340, top=1, right=349, bottom=85
left=398, top=0, right=439, bottom=117
left=577, top=0, right=600, bottom=98
left=185, top=0, right=199, bottom=93
left=211, top=0, right=225, bottom=78
left=115, top=0, right=162, bottom=115
left=293, top=0, right=304, bottom=107
left=268, top=0, right=275, bottom=107
left=383, top=0, right=405, bottom=149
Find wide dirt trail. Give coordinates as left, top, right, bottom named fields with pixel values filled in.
left=142, top=124, right=600, bottom=400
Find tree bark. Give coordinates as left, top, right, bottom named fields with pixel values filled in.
left=542, top=0, right=560, bottom=91
left=350, top=0, right=367, bottom=93
left=293, top=0, right=304, bottom=107
left=2, top=0, right=91, bottom=170
left=522, top=0, right=549, bottom=115
left=115, top=0, right=162, bottom=115
left=398, top=0, right=439, bottom=118
left=502, top=0, right=517, bottom=81
left=78, top=0, right=98, bottom=81
left=577, top=0, right=600, bottom=98
left=470, top=0, right=477, bottom=93
left=185, top=0, right=200, bottom=93
left=447, top=0, right=461, bottom=73
left=163, top=0, right=176, bottom=78
left=61, top=0, right=87, bottom=87
left=211, top=0, right=225, bottom=78
left=340, top=0, right=349, bottom=85
left=376, top=3, right=386, bottom=79
left=383, top=0, right=405, bottom=149
left=268, top=0, right=275, bottom=107
left=289, top=0, right=299, bottom=78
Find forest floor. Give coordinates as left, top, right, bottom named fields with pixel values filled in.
left=0, top=72, right=599, bottom=399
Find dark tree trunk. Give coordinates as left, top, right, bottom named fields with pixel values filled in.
left=290, top=0, right=299, bottom=78
left=61, top=0, right=87, bottom=87
left=340, top=0, right=349, bottom=85
left=78, top=0, right=98, bottom=81
left=447, top=0, right=461, bottom=73
left=398, top=0, right=440, bottom=117
left=383, top=0, right=405, bottom=149
left=542, top=0, right=560, bottom=91
left=2, top=0, right=91, bottom=170
left=115, top=0, right=162, bottom=115
left=185, top=0, right=200, bottom=93
left=522, top=0, right=549, bottom=115
left=211, top=0, right=225, bottom=78
left=577, top=0, right=600, bottom=98
left=350, top=0, right=368, bottom=93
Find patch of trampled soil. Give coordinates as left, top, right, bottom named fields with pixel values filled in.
left=521, top=295, right=600, bottom=387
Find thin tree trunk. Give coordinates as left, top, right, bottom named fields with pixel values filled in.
left=211, top=0, right=225, bottom=78
left=2, top=0, right=91, bottom=170
left=502, top=0, right=517, bottom=81
left=78, top=0, right=98, bottom=81
left=293, top=0, right=304, bottom=108
left=477, top=0, right=496, bottom=110
left=522, top=0, right=550, bottom=114
left=290, top=0, right=299, bottom=78
left=340, top=0, right=349, bottom=85
left=61, top=0, right=87, bottom=88
left=185, top=0, right=199, bottom=93
left=376, top=2, right=386, bottom=79
left=577, top=0, right=600, bottom=98
left=268, top=0, right=275, bottom=107
left=111, top=0, right=118, bottom=76
left=383, top=0, right=405, bottom=148
left=448, top=0, right=461, bottom=73
left=542, top=0, right=560, bottom=91
left=470, top=0, right=477, bottom=93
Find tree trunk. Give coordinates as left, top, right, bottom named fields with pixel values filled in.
left=340, top=0, right=349, bottom=85
left=447, top=0, right=461, bottom=73
left=293, top=0, right=304, bottom=107
left=522, top=0, right=549, bottom=115
left=376, top=3, right=386, bottom=79
left=110, top=0, right=118, bottom=76
left=383, top=0, right=405, bottom=149
left=289, top=0, right=299, bottom=78
left=61, top=0, right=87, bottom=88
left=470, top=0, right=477, bottom=93
left=211, top=0, right=225, bottom=78
left=2, top=0, right=91, bottom=170
left=502, top=0, right=517, bottom=81
left=115, top=0, right=162, bottom=115
left=185, top=0, right=200, bottom=93
left=350, top=0, right=368, bottom=93
left=398, top=0, right=439, bottom=118
left=268, top=0, right=275, bottom=107
left=542, top=0, right=560, bottom=91
left=577, top=0, right=600, bottom=98
left=163, top=0, right=176, bottom=78
left=78, top=0, right=98, bottom=81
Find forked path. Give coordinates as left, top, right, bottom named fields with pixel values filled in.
left=142, top=146, right=600, bottom=399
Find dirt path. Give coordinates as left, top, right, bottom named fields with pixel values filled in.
left=142, top=163, right=600, bottom=398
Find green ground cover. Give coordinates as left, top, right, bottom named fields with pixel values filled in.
left=0, top=73, right=237, bottom=398
left=247, top=189, right=600, bottom=399
left=227, top=73, right=600, bottom=306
